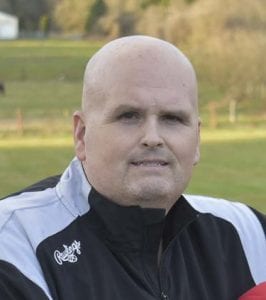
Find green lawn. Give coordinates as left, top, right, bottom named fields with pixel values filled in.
left=0, top=39, right=102, bottom=81
left=188, top=137, right=266, bottom=212
left=0, top=81, right=81, bottom=119
left=0, top=145, right=74, bottom=198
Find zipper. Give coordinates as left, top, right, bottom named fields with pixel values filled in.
left=158, top=216, right=199, bottom=300
left=158, top=238, right=169, bottom=300
left=141, top=227, right=163, bottom=299
left=160, top=291, right=169, bottom=299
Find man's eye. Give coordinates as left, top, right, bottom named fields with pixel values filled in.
left=117, top=111, right=140, bottom=121
left=162, top=114, right=182, bottom=123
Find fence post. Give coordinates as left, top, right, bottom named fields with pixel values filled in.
left=229, top=99, right=236, bottom=123
left=208, top=102, right=218, bottom=128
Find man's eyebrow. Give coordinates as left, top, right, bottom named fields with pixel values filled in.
left=110, top=104, right=144, bottom=114
left=157, top=107, right=193, bottom=119
left=159, top=108, right=188, bottom=114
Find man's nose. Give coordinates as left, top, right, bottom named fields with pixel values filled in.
left=140, top=119, right=164, bottom=148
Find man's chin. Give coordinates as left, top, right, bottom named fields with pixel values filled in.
left=128, top=181, right=176, bottom=205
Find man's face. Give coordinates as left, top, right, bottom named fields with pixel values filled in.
left=75, top=51, right=200, bottom=211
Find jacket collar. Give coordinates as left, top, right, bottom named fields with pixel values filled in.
left=87, top=187, right=199, bottom=253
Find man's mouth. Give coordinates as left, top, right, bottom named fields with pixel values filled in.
left=131, top=160, right=168, bottom=167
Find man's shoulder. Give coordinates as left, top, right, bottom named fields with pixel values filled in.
left=0, top=158, right=91, bottom=249
left=1, top=175, right=61, bottom=200
left=0, top=170, right=86, bottom=293
left=0, top=175, right=61, bottom=233
left=185, top=194, right=266, bottom=228
left=184, top=194, right=266, bottom=253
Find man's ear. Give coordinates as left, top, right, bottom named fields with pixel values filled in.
left=193, top=118, right=201, bottom=166
left=73, top=111, right=86, bottom=161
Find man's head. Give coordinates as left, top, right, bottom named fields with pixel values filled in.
left=74, top=35, right=200, bottom=212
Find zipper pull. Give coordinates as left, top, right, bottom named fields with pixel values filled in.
left=161, top=291, right=169, bottom=299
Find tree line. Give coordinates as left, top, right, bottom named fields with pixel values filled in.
left=1, top=0, right=265, bottom=43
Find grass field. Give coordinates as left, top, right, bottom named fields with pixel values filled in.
left=0, top=39, right=266, bottom=213
left=0, top=40, right=102, bottom=81
left=188, top=130, right=266, bottom=212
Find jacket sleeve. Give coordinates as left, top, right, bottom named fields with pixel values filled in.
left=0, top=260, right=49, bottom=300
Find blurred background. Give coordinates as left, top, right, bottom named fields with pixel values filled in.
left=0, top=0, right=266, bottom=211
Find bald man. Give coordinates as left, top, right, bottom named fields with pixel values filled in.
left=0, top=36, right=265, bottom=300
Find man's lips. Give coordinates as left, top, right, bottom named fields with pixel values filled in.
left=130, top=160, right=169, bottom=167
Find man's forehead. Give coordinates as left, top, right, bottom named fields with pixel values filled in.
left=98, top=50, right=195, bottom=96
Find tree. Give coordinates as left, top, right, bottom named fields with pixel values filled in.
left=53, top=0, right=93, bottom=34
left=85, top=0, right=107, bottom=34
left=140, top=0, right=170, bottom=9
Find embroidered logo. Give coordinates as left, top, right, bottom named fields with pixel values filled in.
left=54, top=240, right=81, bottom=265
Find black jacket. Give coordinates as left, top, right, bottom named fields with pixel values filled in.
left=0, top=158, right=265, bottom=300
